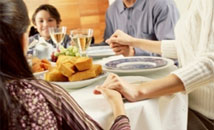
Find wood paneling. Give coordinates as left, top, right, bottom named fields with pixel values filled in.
left=24, top=0, right=109, bottom=43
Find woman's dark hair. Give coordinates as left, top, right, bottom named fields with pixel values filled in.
left=0, top=0, right=33, bottom=129
left=32, top=4, right=62, bottom=25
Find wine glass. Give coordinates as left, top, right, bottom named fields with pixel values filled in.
left=49, top=26, right=67, bottom=49
left=70, top=28, right=93, bottom=57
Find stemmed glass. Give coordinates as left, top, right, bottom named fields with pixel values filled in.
left=70, top=28, right=93, bottom=57
left=49, top=26, right=67, bottom=50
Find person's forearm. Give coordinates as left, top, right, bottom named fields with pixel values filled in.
left=135, top=74, right=185, bottom=100
left=111, top=99, right=126, bottom=119
left=131, top=38, right=162, bottom=55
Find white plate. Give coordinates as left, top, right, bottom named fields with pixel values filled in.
left=103, top=56, right=174, bottom=73
left=52, top=72, right=108, bottom=89
left=87, top=46, right=115, bottom=58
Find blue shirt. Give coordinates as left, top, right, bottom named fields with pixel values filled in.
left=103, top=0, right=179, bottom=56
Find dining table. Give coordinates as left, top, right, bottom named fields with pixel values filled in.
left=67, top=55, right=188, bottom=130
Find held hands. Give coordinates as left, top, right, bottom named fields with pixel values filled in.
left=106, top=30, right=135, bottom=56
left=94, top=73, right=139, bottom=102
left=110, top=43, right=135, bottom=56
left=106, top=30, right=135, bottom=46
left=96, top=87, right=125, bottom=119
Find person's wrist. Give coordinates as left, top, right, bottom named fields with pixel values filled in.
left=110, top=97, right=126, bottom=119
left=114, top=102, right=126, bottom=118
left=130, top=37, right=137, bottom=47
left=133, top=84, right=147, bottom=101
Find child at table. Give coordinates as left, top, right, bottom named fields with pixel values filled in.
left=0, top=0, right=130, bottom=129
left=28, top=4, right=71, bottom=54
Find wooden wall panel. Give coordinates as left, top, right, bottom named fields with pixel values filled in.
left=24, top=0, right=109, bottom=43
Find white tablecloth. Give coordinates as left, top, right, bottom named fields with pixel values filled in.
left=69, top=56, right=188, bottom=130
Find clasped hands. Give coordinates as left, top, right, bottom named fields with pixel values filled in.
left=106, top=30, right=135, bottom=56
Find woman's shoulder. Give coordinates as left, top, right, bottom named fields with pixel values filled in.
left=6, top=79, right=59, bottom=129
left=28, top=79, right=67, bottom=99
left=6, top=79, right=36, bottom=91
left=6, top=79, right=65, bottom=108
left=6, top=79, right=61, bottom=96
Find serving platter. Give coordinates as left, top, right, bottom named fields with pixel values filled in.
left=51, top=72, right=108, bottom=89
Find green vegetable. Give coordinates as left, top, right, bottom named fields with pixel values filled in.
left=55, top=45, right=80, bottom=57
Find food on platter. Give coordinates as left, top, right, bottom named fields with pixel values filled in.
left=31, top=57, right=51, bottom=73
left=51, top=46, right=80, bottom=62
left=74, top=57, right=92, bottom=71
left=68, top=64, right=102, bottom=81
left=45, top=56, right=103, bottom=82
left=57, top=61, right=76, bottom=77
left=45, top=67, right=68, bottom=82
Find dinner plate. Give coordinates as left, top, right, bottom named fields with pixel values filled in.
left=103, top=56, right=174, bottom=73
left=87, top=46, right=115, bottom=58
left=52, top=72, right=108, bottom=89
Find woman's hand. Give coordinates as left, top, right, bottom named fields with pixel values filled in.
left=97, top=88, right=125, bottom=119
left=110, top=43, right=135, bottom=56
left=94, top=73, right=139, bottom=102
left=106, top=30, right=135, bottom=46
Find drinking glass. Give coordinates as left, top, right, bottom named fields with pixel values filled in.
left=49, top=26, right=67, bottom=49
left=70, top=28, right=93, bottom=57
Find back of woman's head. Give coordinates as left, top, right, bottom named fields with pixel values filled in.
left=0, top=0, right=33, bottom=129
left=32, top=4, right=62, bottom=25
left=0, top=0, right=32, bottom=80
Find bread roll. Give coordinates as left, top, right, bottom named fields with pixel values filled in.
left=57, top=61, right=76, bottom=77
left=56, top=55, right=77, bottom=66
left=45, top=67, right=68, bottom=81
left=75, top=57, right=92, bottom=71
left=68, top=64, right=102, bottom=81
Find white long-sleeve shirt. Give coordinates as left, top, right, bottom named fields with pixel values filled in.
left=161, top=0, right=214, bottom=120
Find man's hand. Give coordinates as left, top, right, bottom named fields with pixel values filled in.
left=110, top=43, right=135, bottom=56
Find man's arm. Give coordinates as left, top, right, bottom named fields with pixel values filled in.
left=134, top=0, right=179, bottom=56
left=101, top=11, right=114, bottom=45
left=153, top=0, right=179, bottom=40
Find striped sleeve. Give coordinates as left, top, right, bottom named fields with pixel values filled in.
left=31, top=80, right=131, bottom=130
left=172, top=54, right=214, bottom=93
left=31, top=80, right=103, bottom=130
left=161, top=40, right=177, bottom=59
left=110, top=115, right=131, bottom=130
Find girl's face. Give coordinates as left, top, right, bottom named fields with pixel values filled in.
left=34, top=10, right=58, bottom=40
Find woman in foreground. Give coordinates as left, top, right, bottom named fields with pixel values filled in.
left=0, top=0, right=130, bottom=129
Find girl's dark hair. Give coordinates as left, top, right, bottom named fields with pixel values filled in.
left=0, top=0, right=33, bottom=129
left=32, top=4, right=62, bottom=25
